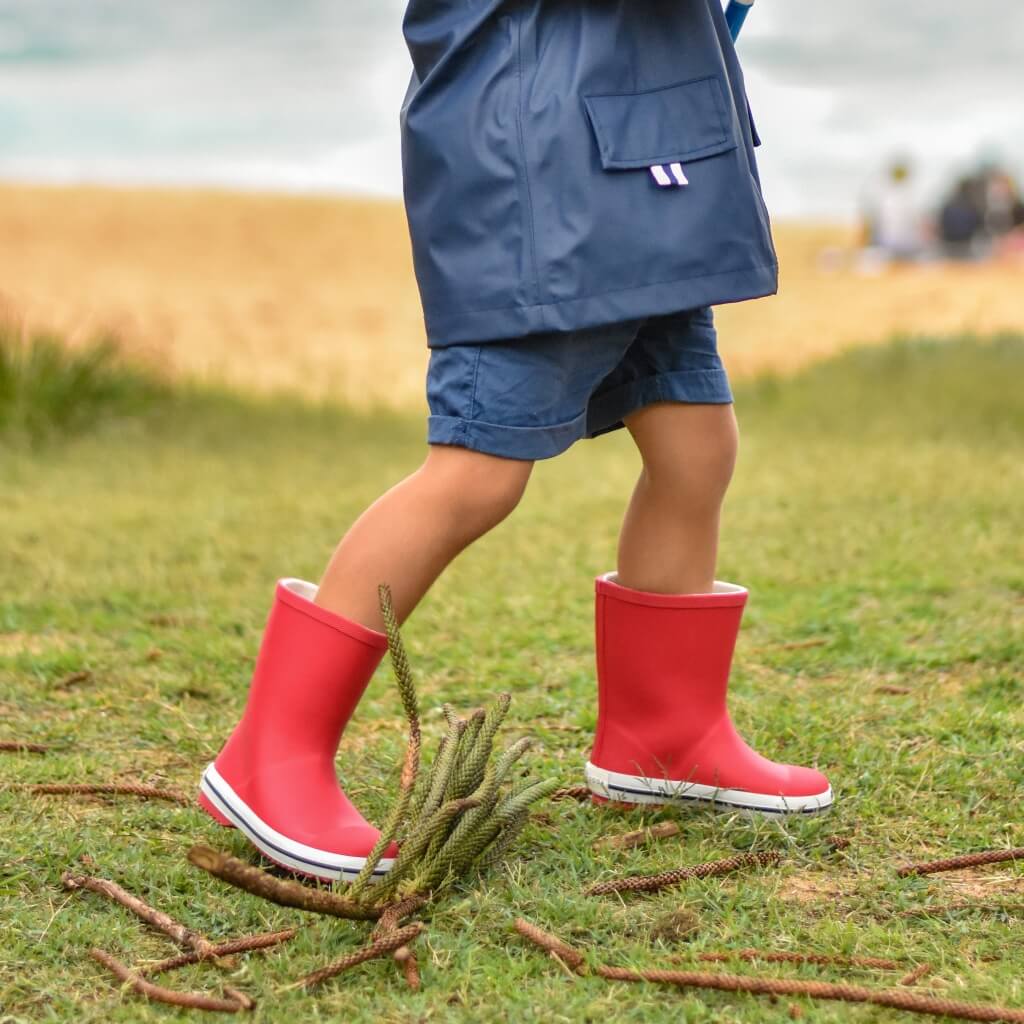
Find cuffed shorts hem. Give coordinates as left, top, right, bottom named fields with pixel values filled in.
left=586, top=368, right=734, bottom=439
left=427, top=410, right=588, bottom=461
left=427, top=367, right=733, bottom=461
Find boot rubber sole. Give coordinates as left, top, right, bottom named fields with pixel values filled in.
left=199, top=764, right=394, bottom=883
left=585, top=762, right=833, bottom=816
left=198, top=790, right=235, bottom=827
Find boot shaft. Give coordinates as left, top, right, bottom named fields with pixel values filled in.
left=591, top=572, right=747, bottom=778
left=222, top=579, right=388, bottom=776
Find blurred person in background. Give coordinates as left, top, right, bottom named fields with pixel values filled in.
left=938, top=177, right=985, bottom=261
left=937, top=163, right=1024, bottom=261
left=860, top=158, right=927, bottom=266
left=978, top=164, right=1024, bottom=260
left=979, top=164, right=1024, bottom=239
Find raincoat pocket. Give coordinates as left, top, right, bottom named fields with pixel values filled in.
left=582, top=75, right=738, bottom=171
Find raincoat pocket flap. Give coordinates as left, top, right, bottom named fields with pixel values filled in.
left=583, top=75, right=737, bottom=171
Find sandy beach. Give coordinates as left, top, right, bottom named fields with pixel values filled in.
left=2, top=183, right=1021, bottom=409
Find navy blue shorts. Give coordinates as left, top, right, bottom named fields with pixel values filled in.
left=425, top=307, right=733, bottom=460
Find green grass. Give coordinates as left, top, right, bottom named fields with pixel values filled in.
left=1, top=334, right=1022, bottom=1022
left=0, top=323, right=167, bottom=445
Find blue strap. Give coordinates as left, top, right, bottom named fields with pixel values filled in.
left=725, top=0, right=754, bottom=41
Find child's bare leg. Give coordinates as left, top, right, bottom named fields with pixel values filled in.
left=616, top=402, right=738, bottom=595
left=315, top=444, right=533, bottom=629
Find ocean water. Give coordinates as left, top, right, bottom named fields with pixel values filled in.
left=0, top=0, right=1021, bottom=219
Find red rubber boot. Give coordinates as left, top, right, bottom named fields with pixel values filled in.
left=585, top=572, right=833, bottom=815
left=198, top=578, right=397, bottom=881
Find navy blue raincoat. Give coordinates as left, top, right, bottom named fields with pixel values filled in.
left=400, top=0, right=777, bottom=347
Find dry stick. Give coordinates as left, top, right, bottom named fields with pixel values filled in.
left=63, top=872, right=216, bottom=957
left=550, top=786, right=591, bottom=802
left=516, top=922, right=1024, bottom=1024
left=771, top=638, right=830, bottom=651
left=25, top=783, right=189, bottom=805
left=586, top=851, right=782, bottom=897
left=697, top=949, right=904, bottom=972
left=291, top=923, right=424, bottom=990
left=595, top=966, right=1024, bottom=1024
left=54, top=669, right=93, bottom=688
left=900, top=964, right=934, bottom=987
left=371, top=896, right=429, bottom=939
left=513, top=919, right=586, bottom=972
left=0, top=740, right=49, bottom=753
left=394, top=946, right=422, bottom=992
left=90, top=949, right=250, bottom=1014
left=222, top=988, right=255, bottom=1011
left=371, top=895, right=429, bottom=991
left=597, top=821, right=682, bottom=851
left=899, top=902, right=1024, bottom=919
left=751, top=638, right=829, bottom=653
left=897, top=848, right=1024, bottom=878
left=187, top=845, right=379, bottom=920
left=141, top=929, right=299, bottom=976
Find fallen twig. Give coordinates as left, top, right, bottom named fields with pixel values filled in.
left=140, top=928, right=299, bottom=975
left=289, top=923, right=424, bottom=990
left=54, top=669, right=93, bottom=689
left=768, top=638, right=830, bottom=651
left=146, top=613, right=186, bottom=627
left=187, top=846, right=378, bottom=920
left=595, top=965, right=1024, bottom=1023
left=222, top=987, right=255, bottom=1011
left=897, top=848, right=1024, bottom=878
left=63, top=872, right=215, bottom=957
left=586, top=851, right=782, bottom=897
left=90, top=949, right=251, bottom=1013
left=696, top=949, right=904, bottom=971
left=393, top=945, right=422, bottom=991
left=750, top=638, right=830, bottom=654
left=371, top=896, right=429, bottom=939
left=900, top=963, right=934, bottom=987
left=371, top=894, right=429, bottom=990
left=513, top=919, right=586, bottom=972
left=876, top=685, right=913, bottom=695
left=898, top=902, right=1024, bottom=919
left=596, top=821, right=682, bottom=850
left=550, top=786, right=591, bottom=802
left=0, top=740, right=49, bottom=753
left=25, top=783, right=189, bottom=805
left=515, top=920, right=1024, bottom=1024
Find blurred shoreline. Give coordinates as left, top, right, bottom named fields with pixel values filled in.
left=2, top=182, right=1022, bottom=411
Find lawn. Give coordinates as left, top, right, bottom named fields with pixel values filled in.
left=2, top=334, right=1023, bottom=1022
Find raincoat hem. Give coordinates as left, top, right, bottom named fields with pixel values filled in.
left=423, top=259, right=778, bottom=347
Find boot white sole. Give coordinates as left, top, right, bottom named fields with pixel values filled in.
left=199, top=764, right=395, bottom=882
left=585, top=762, right=834, bottom=816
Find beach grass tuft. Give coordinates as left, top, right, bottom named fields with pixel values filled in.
left=0, top=322, right=166, bottom=444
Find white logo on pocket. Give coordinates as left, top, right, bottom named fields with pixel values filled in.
left=650, top=163, right=688, bottom=188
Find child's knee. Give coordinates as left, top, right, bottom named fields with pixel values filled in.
left=643, top=413, right=738, bottom=503
left=424, top=444, right=533, bottom=534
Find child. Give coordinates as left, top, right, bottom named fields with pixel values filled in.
left=198, top=0, right=833, bottom=881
